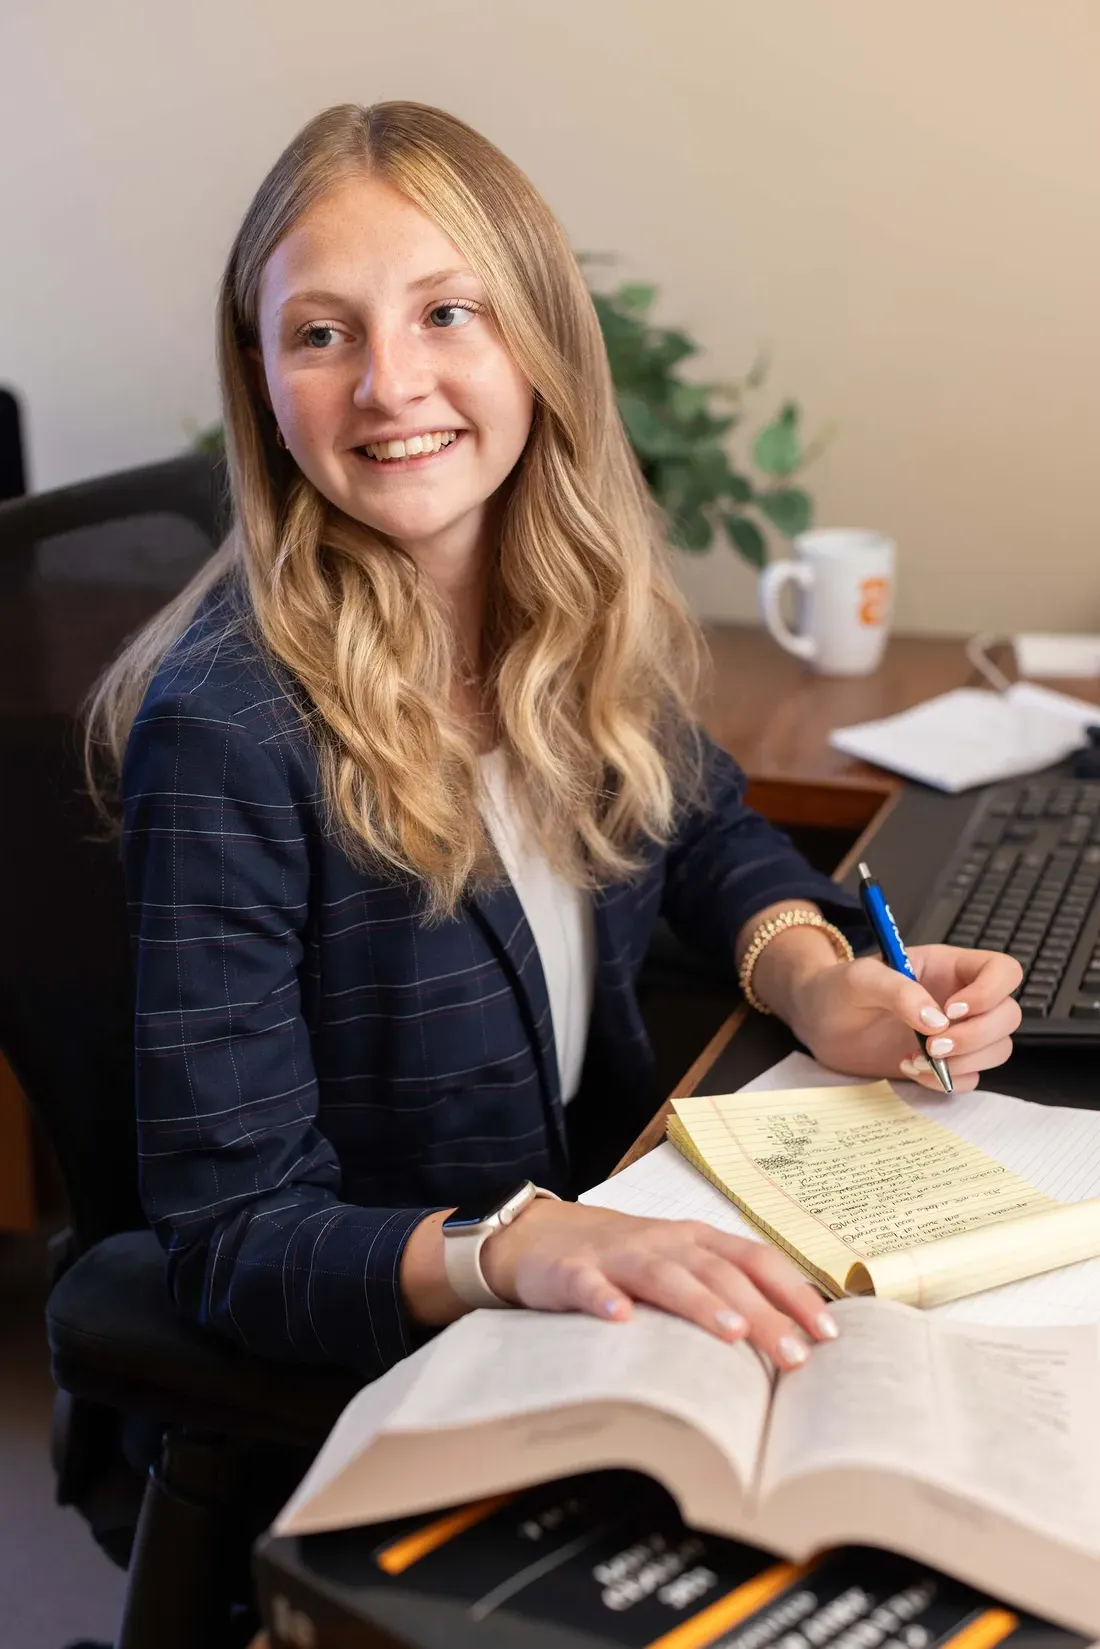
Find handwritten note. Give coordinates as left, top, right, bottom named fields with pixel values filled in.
left=668, top=1084, right=1100, bottom=1306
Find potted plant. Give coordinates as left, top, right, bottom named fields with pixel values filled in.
left=587, top=273, right=827, bottom=567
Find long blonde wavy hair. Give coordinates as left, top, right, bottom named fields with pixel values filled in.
left=86, top=100, right=706, bottom=915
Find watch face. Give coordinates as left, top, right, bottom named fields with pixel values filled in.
left=443, top=1182, right=533, bottom=1234
left=443, top=1203, right=498, bottom=1232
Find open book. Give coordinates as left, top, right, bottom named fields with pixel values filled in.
left=276, top=1298, right=1100, bottom=1636
left=667, top=1081, right=1100, bottom=1308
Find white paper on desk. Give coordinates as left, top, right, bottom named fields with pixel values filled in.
left=581, top=1051, right=1100, bottom=1326
left=827, top=684, right=1094, bottom=791
left=1015, top=633, right=1100, bottom=678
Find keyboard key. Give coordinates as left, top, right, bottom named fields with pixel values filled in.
left=922, top=782, right=1100, bottom=1015
left=1071, top=1000, right=1100, bottom=1018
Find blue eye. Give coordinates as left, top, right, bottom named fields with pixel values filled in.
left=305, top=324, right=338, bottom=348
left=428, top=302, right=479, bottom=329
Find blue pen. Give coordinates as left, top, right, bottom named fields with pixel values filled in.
left=858, top=861, right=953, bottom=1093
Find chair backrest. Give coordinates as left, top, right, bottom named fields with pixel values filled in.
left=0, top=451, right=228, bottom=1251
left=0, top=387, right=26, bottom=501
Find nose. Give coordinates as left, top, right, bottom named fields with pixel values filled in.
left=351, top=321, right=432, bottom=418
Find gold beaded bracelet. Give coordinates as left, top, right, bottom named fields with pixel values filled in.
left=737, top=907, right=855, bottom=1015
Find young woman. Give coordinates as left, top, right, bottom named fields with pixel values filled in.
left=89, top=102, right=1022, bottom=1383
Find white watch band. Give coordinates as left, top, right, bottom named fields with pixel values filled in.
left=443, top=1185, right=559, bottom=1309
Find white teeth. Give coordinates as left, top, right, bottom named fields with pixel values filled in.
left=362, top=430, right=458, bottom=461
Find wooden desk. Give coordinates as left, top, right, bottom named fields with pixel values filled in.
left=698, top=623, right=983, bottom=843
left=701, top=623, right=973, bottom=783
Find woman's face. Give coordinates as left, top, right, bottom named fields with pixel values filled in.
left=254, top=174, right=534, bottom=560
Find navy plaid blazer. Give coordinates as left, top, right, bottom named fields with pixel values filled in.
left=123, top=592, right=867, bottom=1379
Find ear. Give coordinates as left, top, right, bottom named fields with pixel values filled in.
left=247, top=346, right=273, bottom=412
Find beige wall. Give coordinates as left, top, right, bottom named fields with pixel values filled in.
left=2, top=0, right=1098, bottom=634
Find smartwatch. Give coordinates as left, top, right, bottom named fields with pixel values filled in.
left=442, top=1180, right=560, bottom=1308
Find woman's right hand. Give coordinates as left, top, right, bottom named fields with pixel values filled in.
left=479, top=1200, right=837, bottom=1370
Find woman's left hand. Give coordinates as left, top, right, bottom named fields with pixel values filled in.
left=790, top=944, right=1023, bottom=1092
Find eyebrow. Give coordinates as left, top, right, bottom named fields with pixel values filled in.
left=407, top=265, right=478, bottom=292
left=277, top=268, right=479, bottom=316
left=277, top=289, right=347, bottom=315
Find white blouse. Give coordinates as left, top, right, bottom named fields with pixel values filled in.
left=478, top=750, right=596, bottom=1103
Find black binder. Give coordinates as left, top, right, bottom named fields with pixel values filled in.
left=255, top=1470, right=1090, bottom=1649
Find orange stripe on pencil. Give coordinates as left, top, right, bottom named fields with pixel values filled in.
left=374, top=1494, right=517, bottom=1575
left=645, top=1562, right=808, bottom=1649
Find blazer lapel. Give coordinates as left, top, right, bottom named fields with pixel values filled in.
left=465, top=878, right=567, bottom=1168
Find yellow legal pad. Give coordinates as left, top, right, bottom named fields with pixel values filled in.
left=667, top=1083, right=1100, bottom=1307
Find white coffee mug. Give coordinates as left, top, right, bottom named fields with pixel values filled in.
left=758, top=529, right=896, bottom=676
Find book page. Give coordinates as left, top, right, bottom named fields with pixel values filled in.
left=667, top=1081, right=1100, bottom=1306
left=276, top=1305, right=772, bottom=1536
left=760, top=1298, right=1100, bottom=1554
left=584, top=1052, right=1100, bottom=1324
left=390, top=1306, right=771, bottom=1481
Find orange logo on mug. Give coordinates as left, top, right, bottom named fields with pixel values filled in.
left=858, top=577, right=890, bottom=627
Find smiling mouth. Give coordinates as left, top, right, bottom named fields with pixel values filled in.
left=355, top=429, right=464, bottom=464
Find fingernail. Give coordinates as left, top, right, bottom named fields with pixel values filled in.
left=920, top=1006, right=949, bottom=1029
left=777, top=1336, right=808, bottom=1367
left=602, top=1299, right=624, bottom=1318
left=928, top=1037, right=954, bottom=1057
left=899, top=1058, right=917, bottom=1078
left=947, top=1001, right=969, bottom=1019
left=815, top=1312, right=838, bottom=1339
left=912, top=1054, right=932, bottom=1072
left=716, top=1309, right=747, bottom=1336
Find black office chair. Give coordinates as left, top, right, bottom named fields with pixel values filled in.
left=0, top=453, right=359, bottom=1649
left=0, top=385, right=27, bottom=501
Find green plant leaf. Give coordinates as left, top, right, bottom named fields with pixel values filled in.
left=193, top=423, right=225, bottom=455
left=674, top=508, right=715, bottom=551
left=669, top=382, right=711, bottom=422
left=725, top=514, right=767, bottom=567
left=800, top=418, right=838, bottom=468
left=758, top=486, right=812, bottom=537
left=746, top=350, right=770, bottom=389
left=752, top=407, right=802, bottom=477
left=649, top=329, right=697, bottom=371
left=617, top=282, right=657, bottom=312
left=617, top=392, right=694, bottom=459
left=725, top=470, right=753, bottom=504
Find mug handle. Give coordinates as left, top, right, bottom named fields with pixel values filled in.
left=758, top=561, right=817, bottom=662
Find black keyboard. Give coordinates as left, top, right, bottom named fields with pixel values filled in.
left=910, top=778, right=1100, bottom=1040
